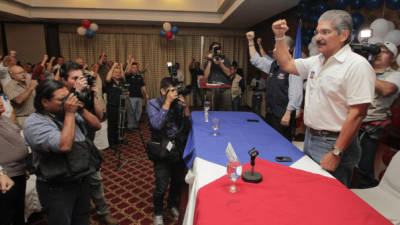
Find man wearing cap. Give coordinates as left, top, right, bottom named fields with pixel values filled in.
left=246, top=31, right=303, bottom=142
left=357, top=41, right=400, bottom=188
left=271, top=10, right=375, bottom=187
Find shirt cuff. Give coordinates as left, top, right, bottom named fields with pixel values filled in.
left=286, top=105, right=296, bottom=111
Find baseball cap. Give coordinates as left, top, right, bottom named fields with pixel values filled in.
left=378, top=41, right=398, bottom=56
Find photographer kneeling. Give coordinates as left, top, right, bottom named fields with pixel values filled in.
left=23, top=80, right=102, bottom=225
left=146, top=77, right=191, bottom=225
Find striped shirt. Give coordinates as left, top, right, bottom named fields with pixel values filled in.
left=250, top=52, right=303, bottom=111
left=3, top=79, right=35, bottom=117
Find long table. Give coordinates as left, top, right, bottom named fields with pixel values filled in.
left=183, top=111, right=338, bottom=225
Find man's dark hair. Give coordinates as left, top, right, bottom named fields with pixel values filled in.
left=209, top=42, right=221, bottom=51
left=131, top=62, right=138, bottom=66
left=34, top=79, right=66, bottom=113
left=232, top=61, right=238, bottom=68
left=60, top=61, right=81, bottom=80
left=160, top=77, right=174, bottom=90
left=57, top=56, right=64, bottom=59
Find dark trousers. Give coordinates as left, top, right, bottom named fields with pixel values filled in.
left=192, top=86, right=203, bottom=107
left=252, top=95, right=262, bottom=116
left=265, top=112, right=296, bottom=142
left=107, top=105, right=120, bottom=146
left=357, top=128, right=381, bottom=188
left=232, top=96, right=240, bottom=111
left=0, top=175, right=26, bottom=225
left=36, top=178, right=90, bottom=225
left=153, top=160, right=185, bottom=215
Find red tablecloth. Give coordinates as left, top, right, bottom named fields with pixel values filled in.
left=194, top=158, right=391, bottom=225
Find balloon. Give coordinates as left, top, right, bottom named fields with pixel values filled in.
left=352, top=13, right=364, bottom=29
left=77, top=26, right=87, bottom=36
left=336, top=0, right=350, bottom=9
left=387, top=21, right=396, bottom=30
left=308, top=42, right=316, bottom=51
left=370, top=18, right=391, bottom=38
left=385, top=0, right=400, bottom=9
left=384, top=29, right=400, bottom=46
left=368, top=36, right=384, bottom=44
left=310, top=12, right=320, bottom=23
left=89, top=23, right=98, bottom=32
left=171, top=26, right=179, bottom=35
left=396, top=54, right=400, bottom=67
left=309, top=47, right=319, bottom=56
left=311, top=36, right=317, bottom=45
left=365, top=0, right=383, bottom=8
left=314, top=1, right=329, bottom=15
left=85, top=29, right=94, bottom=38
left=160, top=30, right=166, bottom=37
left=165, top=31, right=173, bottom=39
left=297, top=0, right=310, bottom=12
left=163, top=22, right=171, bottom=32
left=81, top=19, right=91, bottom=29
left=350, top=0, right=364, bottom=9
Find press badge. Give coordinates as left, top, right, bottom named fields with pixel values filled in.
left=166, top=141, right=174, bottom=152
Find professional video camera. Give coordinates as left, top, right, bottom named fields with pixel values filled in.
left=167, top=62, right=177, bottom=78
left=350, top=28, right=381, bottom=60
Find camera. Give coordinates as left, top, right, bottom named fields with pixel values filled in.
left=213, top=46, right=223, bottom=61
left=175, top=84, right=191, bottom=96
left=350, top=43, right=381, bottom=59
left=83, top=73, right=96, bottom=86
left=167, top=62, right=177, bottom=78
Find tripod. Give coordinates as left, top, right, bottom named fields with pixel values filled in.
left=115, top=89, right=146, bottom=171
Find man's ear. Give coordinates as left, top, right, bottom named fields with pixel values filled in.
left=160, top=88, right=166, bottom=96
left=41, top=98, right=50, bottom=109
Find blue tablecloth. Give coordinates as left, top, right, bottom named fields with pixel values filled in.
left=183, top=111, right=304, bottom=168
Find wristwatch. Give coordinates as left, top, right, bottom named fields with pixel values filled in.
left=331, top=146, right=343, bottom=157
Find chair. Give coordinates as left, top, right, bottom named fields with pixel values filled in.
left=352, top=151, right=400, bottom=225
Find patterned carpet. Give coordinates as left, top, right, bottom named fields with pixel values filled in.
left=28, top=117, right=186, bottom=225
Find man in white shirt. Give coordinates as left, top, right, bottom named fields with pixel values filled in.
left=272, top=10, right=375, bottom=187
left=175, top=63, right=185, bottom=84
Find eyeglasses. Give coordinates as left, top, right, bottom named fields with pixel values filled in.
left=12, top=71, right=26, bottom=75
left=314, top=29, right=334, bottom=36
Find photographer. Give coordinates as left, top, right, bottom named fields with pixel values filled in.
left=23, top=80, right=101, bottom=225
left=357, top=41, right=400, bottom=188
left=104, top=62, right=126, bottom=149
left=60, top=62, right=117, bottom=225
left=204, top=42, right=232, bottom=110
left=146, top=77, right=191, bottom=225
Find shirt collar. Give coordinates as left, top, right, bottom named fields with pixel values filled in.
left=318, top=44, right=351, bottom=64
left=376, top=67, right=394, bottom=75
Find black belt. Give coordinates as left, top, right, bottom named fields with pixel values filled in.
left=309, top=128, right=340, bottom=137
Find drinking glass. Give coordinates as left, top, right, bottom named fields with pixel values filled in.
left=204, top=100, right=210, bottom=122
left=211, top=118, right=220, bottom=136
left=226, top=161, right=242, bottom=193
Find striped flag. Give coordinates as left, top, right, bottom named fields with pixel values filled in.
left=294, top=21, right=302, bottom=59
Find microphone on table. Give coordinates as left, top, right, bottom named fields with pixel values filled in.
left=242, top=148, right=262, bottom=183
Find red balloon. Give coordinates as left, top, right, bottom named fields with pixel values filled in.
left=81, top=19, right=91, bottom=29
left=165, top=31, right=173, bottom=39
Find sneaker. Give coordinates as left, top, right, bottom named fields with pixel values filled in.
left=154, top=215, right=164, bottom=225
left=100, top=214, right=119, bottom=225
left=169, top=207, right=179, bottom=221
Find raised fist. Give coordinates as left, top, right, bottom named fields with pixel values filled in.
left=272, top=19, right=289, bottom=38
left=246, top=31, right=255, bottom=41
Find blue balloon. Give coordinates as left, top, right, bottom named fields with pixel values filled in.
left=310, top=12, right=320, bottom=23
left=365, top=0, right=383, bottom=8
left=385, top=0, right=400, bottom=9
left=160, top=30, right=166, bottom=37
left=297, top=0, right=310, bottom=12
left=85, top=29, right=94, bottom=38
left=171, top=26, right=179, bottom=35
left=350, top=0, right=364, bottom=9
left=336, top=0, right=350, bottom=9
left=314, top=1, right=329, bottom=14
left=352, top=13, right=364, bottom=29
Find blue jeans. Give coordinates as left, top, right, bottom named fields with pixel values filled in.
left=89, top=170, right=111, bottom=216
left=304, top=127, right=361, bottom=187
left=127, top=97, right=142, bottom=129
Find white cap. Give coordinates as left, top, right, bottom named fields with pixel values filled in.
left=381, top=41, right=398, bottom=56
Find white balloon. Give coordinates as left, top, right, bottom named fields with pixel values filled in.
left=370, top=18, right=390, bottom=38
left=77, top=26, right=86, bottom=36
left=308, top=42, right=316, bottom=51
left=396, top=54, right=400, bottom=67
left=384, top=29, right=400, bottom=46
left=311, top=36, right=316, bottom=45
left=387, top=21, right=396, bottom=31
left=89, top=23, right=98, bottom=32
left=163, top=22, right=171, bottom=32
left=368, top=36, right=383, bottom=44
left=309, top=47, right=319, bottom=56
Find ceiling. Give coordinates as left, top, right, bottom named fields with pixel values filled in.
left=0, top=0, right=299, bottom=28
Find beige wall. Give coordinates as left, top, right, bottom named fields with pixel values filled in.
left=4, top=23, right=47, bottom=64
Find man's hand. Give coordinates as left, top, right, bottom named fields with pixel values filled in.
left=246, top=31, right=255, bottom=42
left=0, top=173, right=14, bottom=194
left=64, top=94, right=81, bottom=114
left=165, top=88, right=178, bottom=105
left=43, top=54, right=49, bottom=61
left=272, top=19, right=289, bottom=38
left=9, top=50, right=17, bottom=57
left=49, top=56, right=56, bottom=62
left=75, top=76, right=88, bottom=92
left=90, top=82, right=98, bottom=94
left=320, top=152, right=341, bottom=172
left=280, top=110, right=291, bottom=127
left=213, top=58, right=221, bottom=65
left=257, top=37, right=262, bottom=46
left=29, top=80, right=39, bottom=90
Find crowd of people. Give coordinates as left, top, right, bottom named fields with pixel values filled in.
left=0, top=8, right=399, bottom=225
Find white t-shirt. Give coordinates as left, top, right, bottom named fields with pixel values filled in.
left=176, top=69, right=185, bottom=83
left=294, top=44, right=375, bottom=131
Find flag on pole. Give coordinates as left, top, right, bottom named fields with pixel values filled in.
left=294, top=21, right=302, bottom=59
